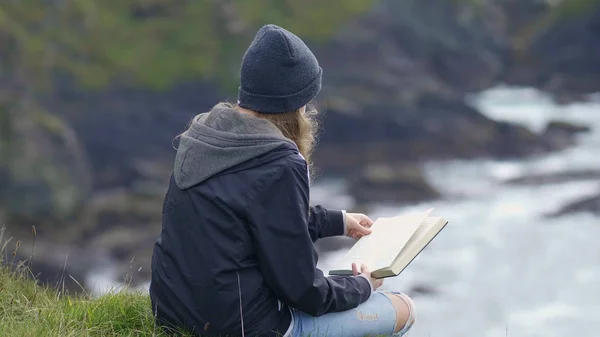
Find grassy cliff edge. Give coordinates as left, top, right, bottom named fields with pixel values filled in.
left=0, top=226, right=192, bottom=337
left=0, top=263, right=181, bottom=337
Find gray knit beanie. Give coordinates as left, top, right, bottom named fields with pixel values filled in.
left=237, top=24, right=323, bottom=114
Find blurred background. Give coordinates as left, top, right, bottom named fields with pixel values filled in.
left=1, top=0, right=599, bottom=336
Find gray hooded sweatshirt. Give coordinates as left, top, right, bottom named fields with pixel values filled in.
left=173, top=103, right=298, bottom=190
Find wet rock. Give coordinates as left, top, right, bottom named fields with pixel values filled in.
left=504, top=169, right=600, bottom=186
left=541, top=120, right=592, bottom=150
left=545, top=120, right=592, bottom=134
left=546, top=193, right=600, bottom=218
left=315, top=95, right=552, bottom=173
left=409, top=283, right=439, bottom=297
left=348, top=164, right=441, bottom=205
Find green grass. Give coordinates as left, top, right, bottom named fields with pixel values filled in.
left=0, top=228, right=192, bottom=337
left=0, top=270, right=155, bottom=336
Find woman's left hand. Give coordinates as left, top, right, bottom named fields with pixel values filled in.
left=345, top=213, right=374, bottom=240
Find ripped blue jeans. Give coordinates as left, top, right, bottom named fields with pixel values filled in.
left=285, top=291, right=416, bottom=337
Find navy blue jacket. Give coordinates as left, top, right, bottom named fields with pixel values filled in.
left=149, top=104, right=372, bottom=336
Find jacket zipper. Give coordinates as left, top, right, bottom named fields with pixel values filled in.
left=236, top=272, right=245, bottom=337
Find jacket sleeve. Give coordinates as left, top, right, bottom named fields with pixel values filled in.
left=246, top=160, right=372, bottom=317
left=307, top=206, right=346, bottom=242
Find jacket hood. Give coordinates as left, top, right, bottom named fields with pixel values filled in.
left=173, top=103, right=297, bottom=189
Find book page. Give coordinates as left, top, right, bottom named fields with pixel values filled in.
left=397, top=216, right=441, bottom=257
left=336, top=210, right=431, bottom=271
left=390, top=216, right=447, bottom=274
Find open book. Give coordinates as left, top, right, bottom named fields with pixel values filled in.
left=328, top=209, right=448, bottom=279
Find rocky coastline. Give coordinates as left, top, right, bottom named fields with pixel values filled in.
left=1, top=0, right=599, bottom=293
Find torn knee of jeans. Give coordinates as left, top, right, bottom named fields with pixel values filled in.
left=383, top=292, right=416, bottom=335
left=395, top=294, right=416, bottom=335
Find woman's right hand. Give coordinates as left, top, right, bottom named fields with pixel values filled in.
left=352, top=263, right=384, bottom=290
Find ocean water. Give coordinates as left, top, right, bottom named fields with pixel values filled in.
left=86, top=86, right=600, bottom=337
left=315, top=86, right=600, bottom=337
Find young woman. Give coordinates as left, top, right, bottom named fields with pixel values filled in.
left=150, top=24, right=416, bottom=337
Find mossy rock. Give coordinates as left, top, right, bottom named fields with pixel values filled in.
left=0, top=104, right=92, bottom=228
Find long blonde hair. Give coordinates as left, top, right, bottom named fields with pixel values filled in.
left=224, top=102, right=319, bottom=171
left=257, top=106, right=318, bottom=164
